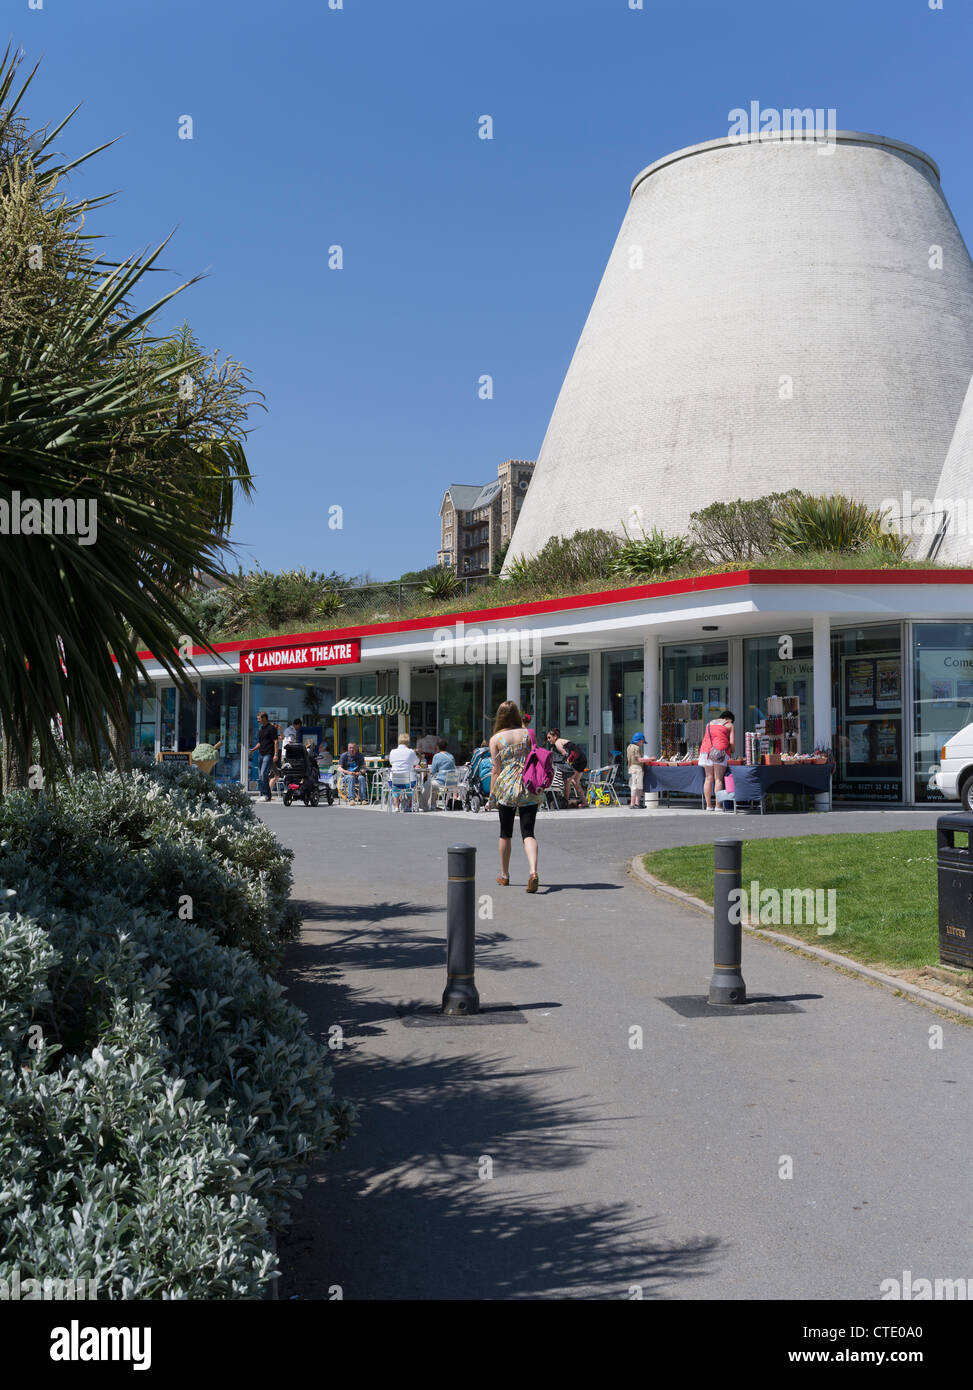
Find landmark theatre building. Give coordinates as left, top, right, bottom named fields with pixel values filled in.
left=130, top=568, right=973, bottom=808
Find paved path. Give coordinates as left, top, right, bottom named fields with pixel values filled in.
left=266, top=802, right=971, bottom=1300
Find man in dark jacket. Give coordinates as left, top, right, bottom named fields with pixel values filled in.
left=250, top=712, right=279, bottom=801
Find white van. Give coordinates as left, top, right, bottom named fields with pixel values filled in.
left=932, top=720, right=973, bottom=810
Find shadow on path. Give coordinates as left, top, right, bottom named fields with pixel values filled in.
left=278, top=1046, right=721, bottom=1299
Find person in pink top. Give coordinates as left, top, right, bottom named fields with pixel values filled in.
left=699, top=709, right=735, bottom=810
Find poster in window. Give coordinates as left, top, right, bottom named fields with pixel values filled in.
left=957, top=679, right=973, bottom=700
left=625, top=695, right=639, bottom=721
left=707, top=687, right=722, bottom=708
left=932, top=680, right=953, bottom=701
left=875, top=660, right=901, bottom=710
left=691, top=688, right=704, bottom=704
left=847, top=660, right=875, bottom=710
left=565, top=696, right=579, bottom=726
left=848, top=721, right=872, bottom=763
left=875, top=720, right=899, bottom=764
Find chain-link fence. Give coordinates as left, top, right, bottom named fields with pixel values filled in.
left=331, top=575, right=492, bottom=623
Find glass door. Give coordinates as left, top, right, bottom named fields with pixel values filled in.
left=160, top=686, right=177, bottom=751
left=159, top=684, right=199, bottom=752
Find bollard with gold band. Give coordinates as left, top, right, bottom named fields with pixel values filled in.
left=709, top=838, right=747, bottom=1005
left=442, top=843, right=480, bottom=1015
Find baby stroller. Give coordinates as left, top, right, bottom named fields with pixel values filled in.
left=279, top=742, right=331, bottom=807
left=463, top=746, right=492, bottom=812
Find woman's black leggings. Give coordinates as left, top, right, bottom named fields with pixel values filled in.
left=498, top=802, right=539, bottom=840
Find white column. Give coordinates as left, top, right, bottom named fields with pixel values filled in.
left=812, top=613, right=832, bottom=811
left=728, top=636, right=744, bottom=729
left=506, top=658, right=520, bottom=704
left=398, top=661, right=411, bottom=740
left=240, top=674, right=251, bottom=787
left=588, top=649, right=602, bottom=769
left=643, top=634, right=660, bottom=808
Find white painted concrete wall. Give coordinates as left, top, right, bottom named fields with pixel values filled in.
left=508, top=132, right=973, bottom=565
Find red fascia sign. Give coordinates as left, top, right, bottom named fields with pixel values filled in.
left=238, top=640, right=361, bottom=674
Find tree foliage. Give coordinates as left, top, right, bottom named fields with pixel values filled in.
left=687, top=491, right=802, bottom=563
left=502, top=529, right=622, bottom=590
left=0, top=48, right=258, bottom=788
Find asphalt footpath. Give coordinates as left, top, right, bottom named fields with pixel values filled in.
left=262, top=801, right=972, bottom=1301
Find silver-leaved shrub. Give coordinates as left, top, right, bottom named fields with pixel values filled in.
left=0, top=764, right=354, bottom=1298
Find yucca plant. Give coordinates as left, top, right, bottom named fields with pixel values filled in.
left=0, top=48, right=256, bottom=789
left=421, top=566, right=462, bottom=600
left=608, top=517, right=697, bottom=579
left=772, top=493, right=904, bottom=555
left=316, top=587, right=344, bottom=619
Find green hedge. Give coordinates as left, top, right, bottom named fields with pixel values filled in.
left=0, top=763, right=354, bottom=1298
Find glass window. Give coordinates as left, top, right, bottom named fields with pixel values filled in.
left=743, top=634, right=812, bottom=752
left=439, top=665, right=482, bottom=764
left=129, top=685, right=157, bottom=759
left=484, top=664, right=508, bottom=743
left=832, top=625, right=902, bottom=803
left=250, top=676, right=338, bottom=786
left=534, top=655, right=590, bottom=765
left=202, top=677, right=244, bottom=783
left=177, top=687, right=199, bottom=751
left=913, top=623, right=973, bottom=802
left=602, top=648, right=644, bottom=782
left=159, top=686, right=176, bottom=751
left=663, top=642, right=729, bottom=714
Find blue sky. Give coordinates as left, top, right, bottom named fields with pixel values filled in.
left=11, top=0, right=973, bottom=579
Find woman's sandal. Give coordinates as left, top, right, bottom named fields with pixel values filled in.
left=496, top=875, right=509, bottom=886
left=526, top=874, right=539, bottom=894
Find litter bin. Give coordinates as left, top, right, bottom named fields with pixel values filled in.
left=937, top=814, right=973, bottom=969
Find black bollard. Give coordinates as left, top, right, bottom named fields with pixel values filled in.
left=709, top=838, right=747, bottom=1005
left=442, top=843, right=480, bottom=1016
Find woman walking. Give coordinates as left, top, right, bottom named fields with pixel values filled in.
left=699, top=709, right=735, bottom=810
left=489, top=701, right=542, bottom=893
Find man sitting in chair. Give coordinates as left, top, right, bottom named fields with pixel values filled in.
left=339, top=742, right=368, bottom=801
left=388, top=733, right=419, bottom=811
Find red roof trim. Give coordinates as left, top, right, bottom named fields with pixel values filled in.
left=133, top=568, right=973, bottom=662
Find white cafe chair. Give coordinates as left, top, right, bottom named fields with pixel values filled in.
left=386, top=769, right=417, bottom=813
left=434, top=770, right=461, bottom=811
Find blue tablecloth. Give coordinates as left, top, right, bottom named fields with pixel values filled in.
left=642, top=764, right=704, bottom=793
left=642, top=763, right=831, bottom=804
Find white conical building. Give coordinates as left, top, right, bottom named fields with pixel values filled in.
left=932, top=372, right=973, bottom=564
left=507, top=131, right=973, bottom=564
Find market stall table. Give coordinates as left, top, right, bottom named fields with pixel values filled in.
left=642, top=762, right=832, bottom=812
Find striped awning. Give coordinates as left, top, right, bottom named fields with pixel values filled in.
left=331, top=696, right=409, bottom=717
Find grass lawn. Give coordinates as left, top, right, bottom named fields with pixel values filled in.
left=643, top=830, right=941, bottom=971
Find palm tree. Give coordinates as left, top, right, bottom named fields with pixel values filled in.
left=0, top=48, right=256, bottom=789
